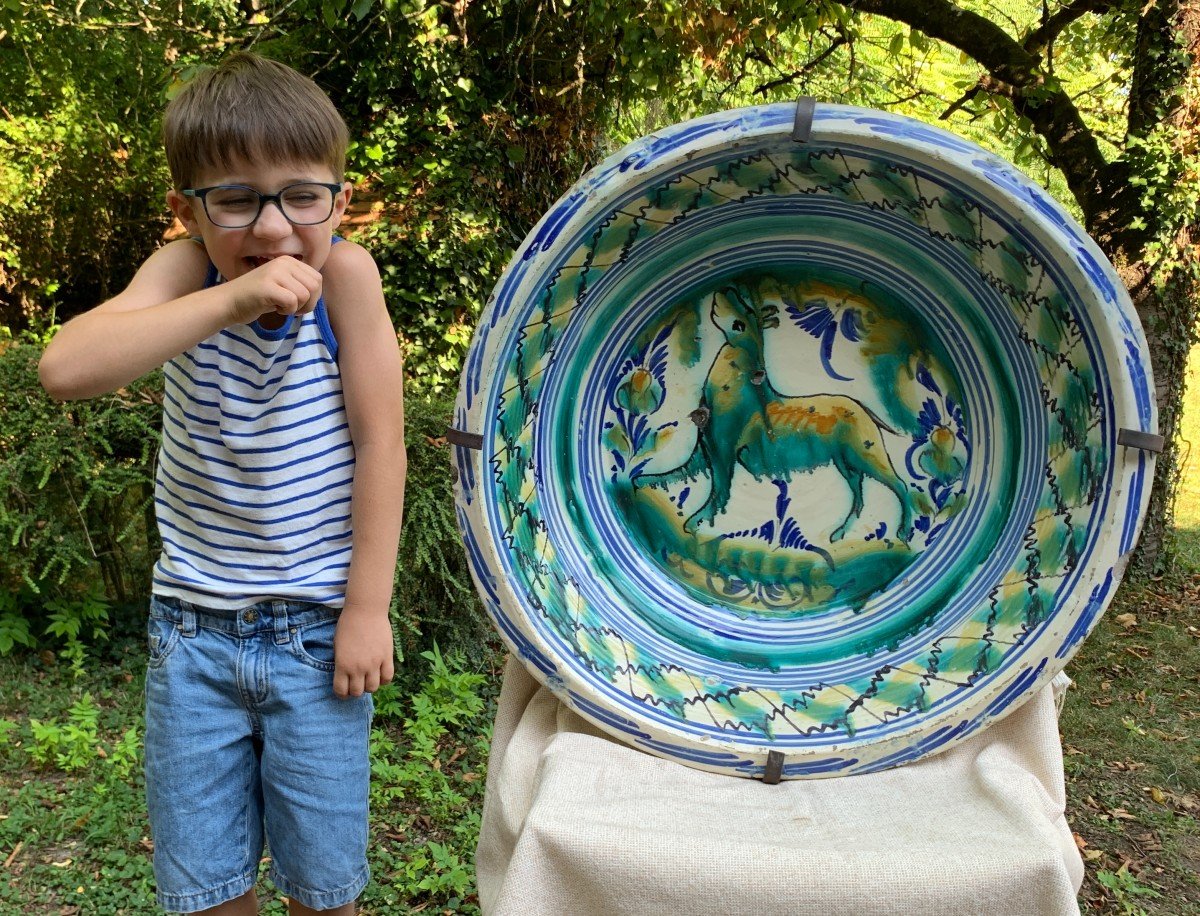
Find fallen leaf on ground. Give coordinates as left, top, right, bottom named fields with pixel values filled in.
left=1135, top=831, right=1163, bottom=853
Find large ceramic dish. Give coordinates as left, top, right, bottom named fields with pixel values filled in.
left=452, top=103, right=1157, bottom=778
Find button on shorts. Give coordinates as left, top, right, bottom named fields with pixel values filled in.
left=144, top=595, right=373, bottom=913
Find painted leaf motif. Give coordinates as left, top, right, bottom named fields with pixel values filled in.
left=788, top=300, right=834, bottom=336
left=839, top=308, right=864, bottom=342
left=819, top=321, right=852, bottom=381
left=796, top=151, right=860, bottom=199
left=725, top=156, right=782, bottom=196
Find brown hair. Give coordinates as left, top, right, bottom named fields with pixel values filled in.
left=163, top=52, right=349, bottom=188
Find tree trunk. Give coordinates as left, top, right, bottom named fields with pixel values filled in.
left=1109, top=1, right=1200, bottom=571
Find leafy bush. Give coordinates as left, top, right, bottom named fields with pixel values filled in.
left=0, top=340, right=161, bottom=604
left=367, top=646, right=491, bottom=910
left=392, top=392, right=493, bottom=684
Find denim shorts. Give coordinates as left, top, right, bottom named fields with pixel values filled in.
left=144, top=595, right=373, bottom=913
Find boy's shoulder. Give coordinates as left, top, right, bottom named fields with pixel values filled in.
left=321, top=240, right=384, bottom=320
left=157, top=237, right=212, bottom=269
left=103, top=238, right=211, bottom=315
left=324, top=238, right=379, bottom=281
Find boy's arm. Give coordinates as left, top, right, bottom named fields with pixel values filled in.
left=323, top=240, right=407, bottom=700
left=39, top=241, right=323, bottom=400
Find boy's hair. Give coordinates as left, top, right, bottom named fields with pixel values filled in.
left=163, top=52, right=349, bottom=188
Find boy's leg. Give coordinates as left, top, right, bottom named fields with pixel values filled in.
left=144, top=598, right=267, bottom=912
left=257, top=603, right=373, bottom=911
left=196, top=889, right=258, bottom=916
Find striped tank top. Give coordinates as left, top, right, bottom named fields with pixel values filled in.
left=152, top=256, right=354, bottom=609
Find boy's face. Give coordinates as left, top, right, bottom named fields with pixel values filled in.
left=166, top=158, right=352, bottom=282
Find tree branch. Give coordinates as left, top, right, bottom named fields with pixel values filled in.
left=844, top=0, right=1118, bottom=242
left=1023, top=0, right=1116, bottom=56
left=753, top=33, right=847, bottom=96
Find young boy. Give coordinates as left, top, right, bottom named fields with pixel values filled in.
left=38, top=52, right=406, bottom=915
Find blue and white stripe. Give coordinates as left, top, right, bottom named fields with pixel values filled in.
left=153, top=266, right=353, bottom=609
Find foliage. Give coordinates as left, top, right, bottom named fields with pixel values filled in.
left=0, top=591, right=35, bottom=656
left=0, top=339, right=160, bottom=613
left=0, top=0, right=240, bottom=326
left=2, top=0, right=1199, bottom=566
left=44, top=587, right=112, bottom=677
left=392, top=391, right=494, bottom=685
left=28, top=692, right=104, bottom=772
left=366, top=646, right=489, bottom=907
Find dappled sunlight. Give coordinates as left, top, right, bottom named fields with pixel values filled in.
left=1175, top=343, right=1200, bottom=530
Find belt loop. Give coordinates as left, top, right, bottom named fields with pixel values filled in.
left=180, top=604, right=197, bottom=637
left=273, top=601, right=291, bottom=645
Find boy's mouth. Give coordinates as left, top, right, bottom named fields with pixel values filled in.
left=245, top=254, right=303, bottom=268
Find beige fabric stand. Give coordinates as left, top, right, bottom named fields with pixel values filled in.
left=476, top=657, right=1083, bottom=916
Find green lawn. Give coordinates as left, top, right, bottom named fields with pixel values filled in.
left=1173, top=342, right=1200, bottom=565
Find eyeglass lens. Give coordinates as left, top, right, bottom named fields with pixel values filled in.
left=205, top=184, right=335, bottom=228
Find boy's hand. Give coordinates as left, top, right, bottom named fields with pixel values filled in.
left=332, top=606, right=395, bottom=699
left=224, top=256, right=323, bottom=325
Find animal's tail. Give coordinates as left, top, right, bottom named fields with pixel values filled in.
left=860, top=401, right=899, bottom=437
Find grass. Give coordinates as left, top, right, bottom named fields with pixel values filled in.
left=1059, top=341, right=1200, bottom=914
left=1062, top=573, right=1200, bottom=914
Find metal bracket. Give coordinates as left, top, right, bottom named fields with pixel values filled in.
left=791, top=96, right=816, bottom=143
left=1117, top=428, right=1164, bottom=453
left=762, top=750, right=785, bottom=785
left=447, top=427, right=484, bottom=450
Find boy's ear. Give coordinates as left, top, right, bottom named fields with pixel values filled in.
left=330, top=182, right=353, bottom=229
left=166, top=189, right=203, bottom=237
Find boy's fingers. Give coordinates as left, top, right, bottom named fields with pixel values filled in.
left=333, top=670, right=350, bottom=699
left=364, top=671, right=380, bottom=694
left=382, top=658, right=395, bottom=684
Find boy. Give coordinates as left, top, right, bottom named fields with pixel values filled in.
left=38, top=52, right=406, bottom=915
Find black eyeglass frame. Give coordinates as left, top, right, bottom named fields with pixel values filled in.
left=181, top=182, right=344, bottom=228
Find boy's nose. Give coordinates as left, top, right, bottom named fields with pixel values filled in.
left=253, top=200, right=292, bottom=238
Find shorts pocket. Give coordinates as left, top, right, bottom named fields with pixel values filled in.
left=291, top=617, right=337, bottom=672
left=146, top=614, right=181, bottom=669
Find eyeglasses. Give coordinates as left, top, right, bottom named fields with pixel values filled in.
left=182, top=182, right=343, bottom=229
